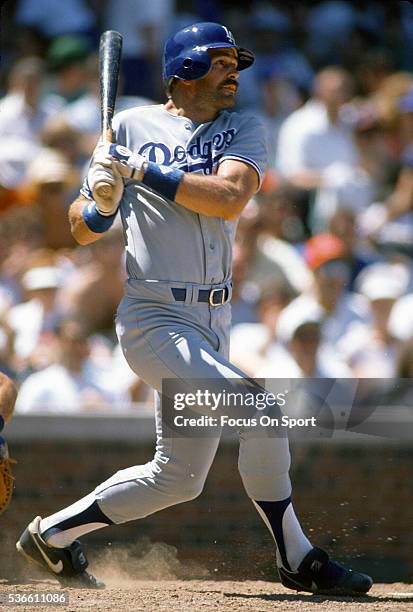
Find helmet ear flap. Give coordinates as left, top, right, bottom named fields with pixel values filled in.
left=172, top=50, right=212, bottom=81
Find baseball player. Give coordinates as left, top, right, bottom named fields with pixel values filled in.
left=16, top=23, right=372, bottom=595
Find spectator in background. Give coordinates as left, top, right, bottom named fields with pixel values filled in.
left=15, top=319, right=128, bottom=414
left=7, top=263, right=64, bottom=377
left=351, top=48, right=395, bottom=98
left=24, top=148, right=78, bottom=249
left=46, top=35, right=92, bottom=104
left=231, top=188, right=309, bottom=328
left=40, top=117, right=85, bottom=168
left=60, top=229, right=125, bottom=337
left=257, top=306, right=351, bottom=379
left=279, top=69, right=353, bottom=180
left=349, top=99, right=397, bottom=200
left=257, top=306, right=352, bottom=438
left=388, top=290, right=413, bottom=345
left=0, top=141, right=39, bottom=213
left=282, top=233, right=371, bottom=352
left=367, top=71, right=413, bottom=152
left=276, top=67, right=374, bottom=231
left=230, top=282, right=295, bottom=377
left=0, top=57, right=62, bottom=143
left=249, top=186, right=313, bottom=295
left=230, top=239, right=259, bottom=327
left=338, top=262, right=410, bottom=377
left=328, top=207, right=377, bottom=290
left=359, top=85, right=413, bottom=256
left=0, top=206, right=46, bottom=308
left=253, top=64, right=301, bottom=170
left=0, top=57, right=75, bottom=215
left=104, top=0, right=173, bottom=100
left=58, top=54, right=102, bottom=144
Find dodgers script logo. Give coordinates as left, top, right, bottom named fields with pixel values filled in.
left=138, top=128, right=236, bottom=175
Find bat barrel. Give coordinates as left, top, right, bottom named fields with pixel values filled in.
left=93, top=30, right=123, bottom=200
left=99, top=30, right=123, bottom=138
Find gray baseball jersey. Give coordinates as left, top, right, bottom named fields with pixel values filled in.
left=82, top=104, right=267, bottom=284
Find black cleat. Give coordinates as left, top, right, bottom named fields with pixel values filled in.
left=278, top=547, right=373, bottom=596
left=16, top=516, right=104, bottom=589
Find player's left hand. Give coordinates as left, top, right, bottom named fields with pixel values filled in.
left=108, top=144, right=146, bottom=181
left=88, top=142, right=124, bottom=215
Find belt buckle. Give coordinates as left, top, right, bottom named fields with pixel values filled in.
left=209, top=287, right=225, bottom=306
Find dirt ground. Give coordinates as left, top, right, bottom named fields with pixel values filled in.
left=0, top=580, right=412, bottom=612
left=4, top=542, right=412, bottom=611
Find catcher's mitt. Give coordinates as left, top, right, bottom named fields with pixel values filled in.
left=0, top=441, right=16, bottom=515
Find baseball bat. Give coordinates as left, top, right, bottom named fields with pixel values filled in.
left=93, top=30, right=123, bottom=200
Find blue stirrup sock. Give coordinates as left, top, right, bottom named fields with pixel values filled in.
left=40, top=493, right=114, bottom=548
left=253, top=497, right=312, bottom=571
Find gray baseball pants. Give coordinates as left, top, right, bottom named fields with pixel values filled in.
left=94, top=280, right=292, bottom=524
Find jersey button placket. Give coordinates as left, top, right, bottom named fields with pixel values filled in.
left=205, top=220, right=220, bottom=285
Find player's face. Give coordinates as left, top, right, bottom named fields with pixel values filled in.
left=194, top=48, right=240, bottom=111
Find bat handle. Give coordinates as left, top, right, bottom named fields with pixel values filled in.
left=93, top=128, right=114, bottom=201
left=94, top=182, right=113, bottom=199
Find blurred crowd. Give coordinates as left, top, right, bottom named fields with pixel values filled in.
left=2, top=0, right=413, bottom=413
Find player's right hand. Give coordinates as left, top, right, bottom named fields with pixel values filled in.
left=108, top=144, right=146, bottom=181
left=88, top=142, right=124, bottom=216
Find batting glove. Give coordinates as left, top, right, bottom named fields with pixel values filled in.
left=108, top=144, right=146, bottom=181
left=88, top=142, right=124, bottom=216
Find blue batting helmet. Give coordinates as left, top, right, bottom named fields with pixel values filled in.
left=163, top=22, right=255, bottom=85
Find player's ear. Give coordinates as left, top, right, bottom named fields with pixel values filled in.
left=177, top=80, right=197, bottom=97
left=172, top=79, right=192, bottom=94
